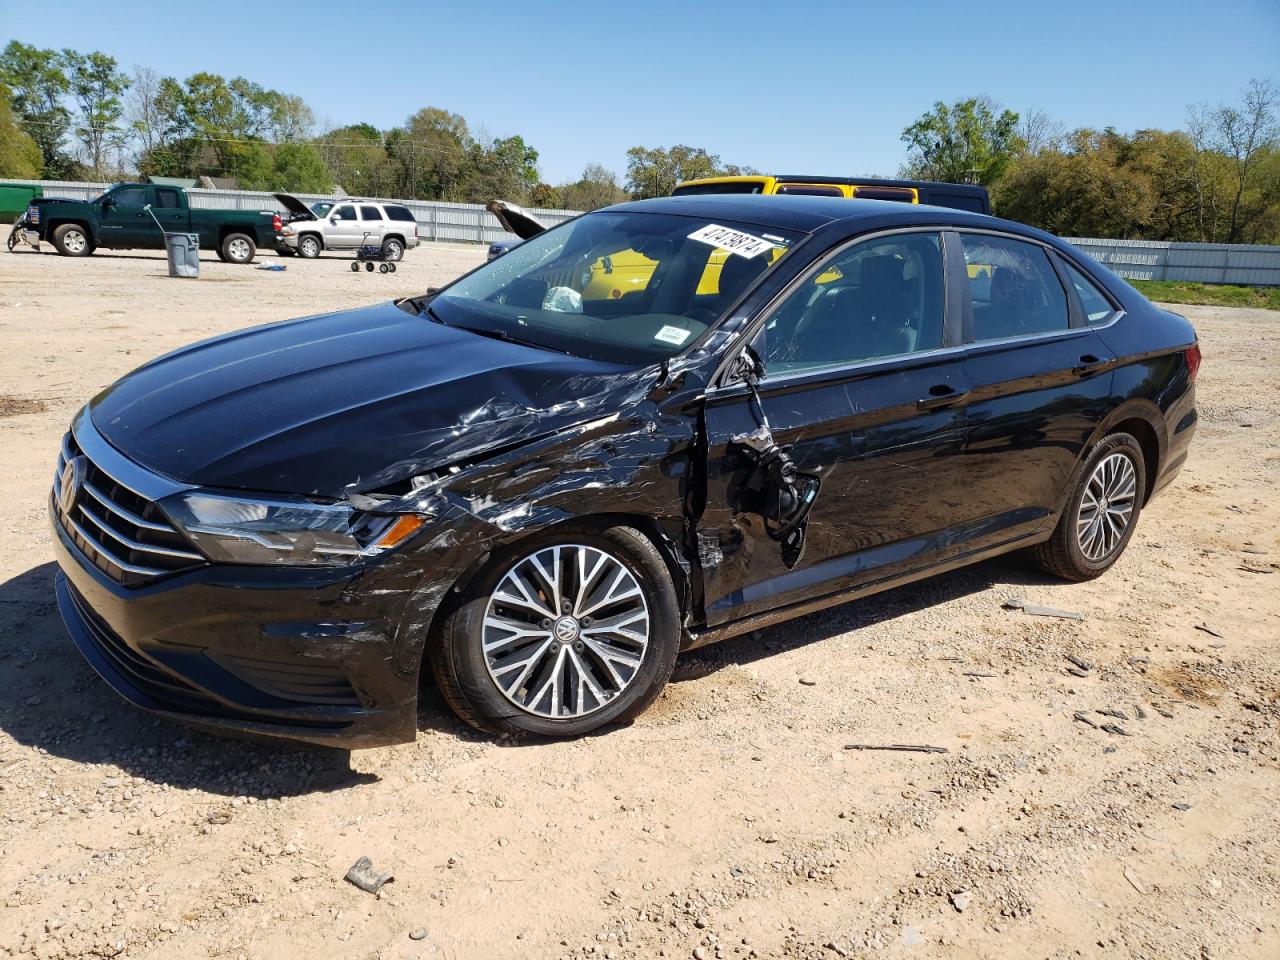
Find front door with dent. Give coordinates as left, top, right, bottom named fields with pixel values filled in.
left=698, top=230, right=977, bottom=627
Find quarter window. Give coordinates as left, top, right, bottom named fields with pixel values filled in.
left=1062, top=260, right=1117, bottom=325
left=961, top=234, right=1068, bottom=341
left=360, top=205, right=383, bottom=220
left=761, top=232, right=946, bottom=375
left=385, top=205, right=416, bottom=222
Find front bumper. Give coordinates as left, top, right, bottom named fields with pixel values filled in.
left=51, top=499, right=425, bottom=748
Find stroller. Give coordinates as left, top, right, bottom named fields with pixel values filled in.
left=351, top=232, right=397, bottom=273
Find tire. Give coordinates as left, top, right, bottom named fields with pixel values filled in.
left=350, top=261, right=360, bottom=272
left=388, top=262, right=396, bottom=273
left=220, top=232, right=255, bottom=264
left=379, top=262, right=389, bottom=273
left=382, top=237, right=404, bottom=262
left=365, top=261, right=374, bottom=272
left=297, top=234, right=321, bottom=259
left=53, top=223, right=92, bottom=257
left=430, top=524, right=681, bottom=737
left=1032, top=432, right=1146, bottom=581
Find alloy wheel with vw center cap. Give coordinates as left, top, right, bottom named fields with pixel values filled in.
left=1076, top=451, right=1138, bottom=561
left=482, top=544, right=650, bottom=719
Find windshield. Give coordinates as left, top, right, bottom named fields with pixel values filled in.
left=311, top=201, right=335, bottom=217
left=429, top=211, right=801, bottom=364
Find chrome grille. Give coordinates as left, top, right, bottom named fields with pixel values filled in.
left=53, top=432, right=205, bottom=586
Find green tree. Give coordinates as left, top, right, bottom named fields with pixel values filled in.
left=559, top=162, right=627, bottom=210
left=62, top=49, right=130, bottom=176
left=0, top=40, right=71, bottom=176
left=0, top=82, right=42, bottom=177
left=1191, top=78, right=1279, bottom=242
left=317, top=122, right=392, bottom=196
left=529, top=182, right=562, bottom=208
left=624, top=144, right=749, bottom=199
left=901, top=97, right=1023, bottom=186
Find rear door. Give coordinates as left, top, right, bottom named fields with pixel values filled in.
left=954, top=230, right=1115, bottom=546
left=699, top=229, right=976, bottom=627
left=150, top=187, right=187, bottom=232
left=359, top=204, right=386, bottom=246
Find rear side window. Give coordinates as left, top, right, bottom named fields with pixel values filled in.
left=360, top=205, right=383, bottom=220
left=385, top=205, right=415, bottom=222
left=961, top=234, right=1069, bottom=342
left=671, top=181, right=766, bottom=196
left=929, top=192, right=987, bottom=213
left=853, top=187, right=916, bottom=203
left=775, top=185, right=843, bottom=196
left=333, top=205, right=355, bottom=220
left=1062, top=260, right=1117, bottom=324
left=155, top=188, right=182, bottom=209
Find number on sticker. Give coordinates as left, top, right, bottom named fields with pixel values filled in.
left=687, top=224, right=775, bottom=260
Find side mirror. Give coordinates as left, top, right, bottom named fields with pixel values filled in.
left=731, top=344, right=765, bottom=384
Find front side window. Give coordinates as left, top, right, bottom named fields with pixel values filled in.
left=360, top=205, right=383, bottom=220
left=332, top=205, right=355, bottom=221
left=430, top=211, right=801, bottom=364
left=761, top=232, right=946, bottom=375
left=154, top=188, right=182, bottom=209
left=1062, top=260, right=1117, bottom=325
left=962, top=234, right=1068, bottom=341
left=110, top=187, right=146, bottom=208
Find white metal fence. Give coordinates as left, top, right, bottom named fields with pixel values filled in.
left=1066, top=237, right=1280, bottom=287
left=9, top=179, right=1280, bottom=284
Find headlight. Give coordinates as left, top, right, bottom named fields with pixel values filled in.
left=281, top=226, right=295, bottom=236
left=161, top=491, right=426, bottom=566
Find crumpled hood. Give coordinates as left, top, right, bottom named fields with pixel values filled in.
left=90, top=301, right=645, bottom=497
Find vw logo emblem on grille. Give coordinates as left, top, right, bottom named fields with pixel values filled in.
left=552, top=616, right=581, bottom=643
left=59, top=455, right=87, bottom=516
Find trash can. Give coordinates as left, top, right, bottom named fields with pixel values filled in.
left=164, top=232, right=200, bottom=278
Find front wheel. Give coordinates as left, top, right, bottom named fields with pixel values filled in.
left=431, top=525, right=681, bottom=737
left=220, top=232, right=255, bottom=264
left=297, top=234, right=321, bottom=259
left=53, top=223, right=92, bottom=256
left=1032, top=432, right=1146, bottom=581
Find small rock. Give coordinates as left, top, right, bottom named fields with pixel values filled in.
left=1172, top=802, right=1192, bottom=811
left=798, top=677, right=817, bottom=686
left=950, top=890, right=972, bottom=912
left=409, top=928, right=428, bottom=941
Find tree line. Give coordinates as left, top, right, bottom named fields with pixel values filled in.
left=901, top=82, right=1280, bottom=244
left=0, top=38, right=1275, bottom=243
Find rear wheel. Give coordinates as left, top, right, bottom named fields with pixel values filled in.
left=431, top=525, right=680, bottom=737
left=382, top=237, right=404, bottom=261
left=220, top=232, right=255, bottom=264
left=298, top=234, right=321, bottom=259
left=53, top=224, right=92, bottom=257
left=1032, top=432, right=1145, bottom=581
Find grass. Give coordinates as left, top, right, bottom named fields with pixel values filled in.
left=1129, top=279, right=1280, bottom=311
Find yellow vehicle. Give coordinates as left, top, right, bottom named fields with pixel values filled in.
left=671, top=175, right=991, bottom=214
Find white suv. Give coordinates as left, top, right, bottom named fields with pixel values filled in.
left=275, top=195, right=421, bottom=260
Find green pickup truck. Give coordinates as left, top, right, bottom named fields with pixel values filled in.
left=20, top=182, right=280, bottom=263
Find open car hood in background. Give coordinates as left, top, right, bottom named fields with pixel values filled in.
left=273, top=193, right=317, bottom=219
left=486, top=200, right=547, bottom=240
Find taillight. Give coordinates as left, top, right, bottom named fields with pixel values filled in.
left=272, top=214, right=282, bottom=232
left=1185, top=343, right=1201, bottom=383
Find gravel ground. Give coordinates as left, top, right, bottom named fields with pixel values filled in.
left=0, top=246, right=1277, bottom=960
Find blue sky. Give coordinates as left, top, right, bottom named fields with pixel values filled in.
left=3, top=0, right=1278, bottom=184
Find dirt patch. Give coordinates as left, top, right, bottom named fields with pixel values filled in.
left=0, top=396, right=47, bottom=418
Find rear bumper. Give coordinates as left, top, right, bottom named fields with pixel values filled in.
left=51, top=499, right=422, bottom=748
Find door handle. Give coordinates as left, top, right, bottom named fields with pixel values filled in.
left=1072, top=354, right=1112, bottom=375
left=916, top=383, right=971, bottom=410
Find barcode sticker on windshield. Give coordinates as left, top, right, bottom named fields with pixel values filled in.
left=654, top=325, right=692, bottom=346
left=687, top=224, right=775, bottom=259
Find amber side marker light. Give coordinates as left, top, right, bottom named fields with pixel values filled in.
left=374, top=515, right=427, bottom=550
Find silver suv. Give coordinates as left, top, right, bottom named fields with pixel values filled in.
left=275, top=194, right=420, bottom=260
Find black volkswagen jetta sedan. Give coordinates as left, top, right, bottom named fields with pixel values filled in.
left=51, top=195, right=1199, bottom=746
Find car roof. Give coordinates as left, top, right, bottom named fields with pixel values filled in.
left=608, top=193, right=1056, bottom=243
